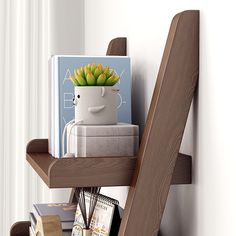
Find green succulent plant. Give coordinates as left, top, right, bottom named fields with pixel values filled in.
left=70, top=63, right=120, bottom=86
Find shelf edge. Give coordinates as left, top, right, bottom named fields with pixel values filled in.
left=26, top=139, right=192, bottom=188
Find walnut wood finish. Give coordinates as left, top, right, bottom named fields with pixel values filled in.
left=10, top=221, right=30, bottom=236
left=26, top=139, right=191, bottom=188
left=68, top=153, right=192, bottom=203
left=26, top=150, right=136, bottom=188
left=106, top=37, right=127, bottom=56
left=118, top=10, right=199, bottom=236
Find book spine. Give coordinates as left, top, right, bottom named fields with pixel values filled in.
left=32, top=205, right=40, bottom=221
left=29, top=212, right=37, bottom=230
left=29, top=226, right=36, bottom=236
left=54, top=56, right=60, bottom=157
left=49, top=56, right=56, bottom=157
left=48, top=57, right=52, bottom=156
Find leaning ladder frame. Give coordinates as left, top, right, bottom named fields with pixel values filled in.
left=119, top=10, right=199, bottom=235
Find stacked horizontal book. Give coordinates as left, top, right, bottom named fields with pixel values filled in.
left=29, top=203, right=77, bottom=235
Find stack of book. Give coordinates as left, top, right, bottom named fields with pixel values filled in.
left=29, top=192, right=122, bottom=236
left=29, top=203, right=77, bottom=235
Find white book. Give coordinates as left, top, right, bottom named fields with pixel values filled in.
left=29, top=226, right=35, bottom=236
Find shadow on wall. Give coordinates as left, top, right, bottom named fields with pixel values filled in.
left=131, top=62, right=147, bottom=139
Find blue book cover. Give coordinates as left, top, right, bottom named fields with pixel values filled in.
left=49, top=55, right=131, bottom=157
left=33, top=203, right=77, bottom=221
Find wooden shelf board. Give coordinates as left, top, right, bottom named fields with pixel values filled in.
left=27, top=152, right=136, bottom=188
left=26, top=139, right=191, bottom=188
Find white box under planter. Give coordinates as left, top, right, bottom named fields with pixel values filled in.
left=66, top=123, right=139, bottom=157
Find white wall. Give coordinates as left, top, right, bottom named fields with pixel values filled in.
left=84, top=1, right=236, bottom=235
left=49, top=0, right=84, bottom=55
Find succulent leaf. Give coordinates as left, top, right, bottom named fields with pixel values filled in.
left=112, top=75, right=120, bottom=85
left=70, top=76, right=79, bottom=86
left=94, top=67, right=103, bottom=79
left=90, top=63, right=97, bottom=74
left=74, top=70, right=87, bottom=86
left=86, top=73, right=96, bottom=85
left=84, top=66, right=91, bottom=77
left=107, top=69, right=114, bottom=78
left=103, top=67, right=110, bottom=78
left=97, top=73, right=106, bottom=86
left=74, top=69, right=80, bottom=81
left=77, top=67, right=85, bottom=78
left=104, top=75, right=115, bottom=86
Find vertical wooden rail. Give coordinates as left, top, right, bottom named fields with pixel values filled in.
left=118, top=11, right=199, bottom=236
left=106, top=37, right=127, bottom=56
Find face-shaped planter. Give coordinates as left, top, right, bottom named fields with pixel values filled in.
left=74, top=86, right=118, bottom=125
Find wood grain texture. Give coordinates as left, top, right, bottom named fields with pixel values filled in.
left=106, top=37, right=127, bottom=56
left=68, top=153, right=191, bottom=203
left=10, top=221, right=30, bottom=236
left=26, top=139, right=191, bottom=188
left=118, top=10, right=199, bottom=236
left=27, top=151, right=136, bottom=187
left=26, top=152, right=56, bottom=186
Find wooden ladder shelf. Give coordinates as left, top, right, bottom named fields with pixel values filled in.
left=10, top=10, right=199, bottom=236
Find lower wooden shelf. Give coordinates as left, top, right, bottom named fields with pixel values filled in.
left=26, top=139, right=192, bottom=188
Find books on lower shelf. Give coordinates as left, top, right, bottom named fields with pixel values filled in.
left=29, top=193, right=121, bottom=236
left=72, top=192, right=122, bottom=236
left=49, top=55, right=131, bottom=157
left=30, top=202, right=77, bottom=235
